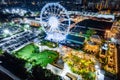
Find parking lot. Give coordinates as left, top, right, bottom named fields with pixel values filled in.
left=0, top=24, right=22, bottom=39
left=0, top=31, right=42, bottom=53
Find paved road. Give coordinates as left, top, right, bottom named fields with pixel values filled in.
left=0, top=65, right=21, bottom=80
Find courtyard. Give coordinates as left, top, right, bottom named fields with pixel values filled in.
left=13, top=43, right=59, bottom=67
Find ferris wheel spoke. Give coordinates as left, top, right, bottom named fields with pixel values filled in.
left=50, top=6, right=54, bottom=15
left=48, top=26, right=53, bottom=32
left=46, top=8, right=51, bottom=13
left=53, top=6, right=56, bottom=15
left=55, top=7, right=59, bottom=16
left=43, top=13, right=50, bottom=18
left=54, top=28, right=60, bottom=33
left=56, top=7, right=59, bottom=15
left=42, top=13, right=48, bottom=18
left=56, top=14, right=61, bottom=19
left=57, top=9, right=61, bottom=15
left=44, top=13, right=50, bottom=17
left=42, top=18, right=49, bottom=22
left=42, top=16, right=48, bottom=19
left=60, top=23, right=67, bottom=26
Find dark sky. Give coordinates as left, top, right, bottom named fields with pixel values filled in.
left=1, top=0, right=61, bottom=1
left=0, top=0, right=68, bottom=3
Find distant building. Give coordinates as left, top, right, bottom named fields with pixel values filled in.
left=23, top=18, right=41, bottom=27
left=76, top=19, right=113, bottom=37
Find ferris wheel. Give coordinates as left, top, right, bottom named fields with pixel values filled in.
left=40, top=3, right=71, bottom=41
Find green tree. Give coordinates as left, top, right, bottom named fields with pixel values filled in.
left=0, top=49, right=4, bottom=55
left=86, top=29, right=96, bottom=38
left=33, top=46, right=39, bottom=53
left=32, top=66, right=62, bottom=80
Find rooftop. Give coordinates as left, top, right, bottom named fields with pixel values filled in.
left=66, top=34, right=85, bottom=45
left=77, top=19, right=113, bottom=30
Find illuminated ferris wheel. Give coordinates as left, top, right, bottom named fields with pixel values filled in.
left=40, top=3, right=71, bottom=41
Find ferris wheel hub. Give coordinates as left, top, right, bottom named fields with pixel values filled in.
left=48, top=16, right=59, bottom=29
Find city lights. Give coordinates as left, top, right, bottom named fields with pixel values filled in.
left=0, top=0, right=119, bottom=80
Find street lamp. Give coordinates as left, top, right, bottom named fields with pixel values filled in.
left=3, top=29, right=9, bottom=34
